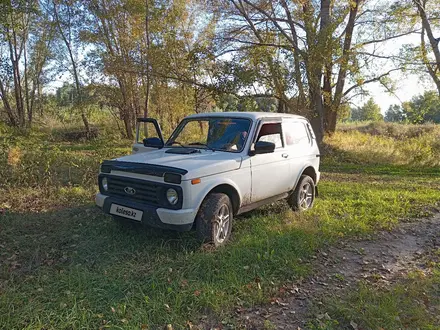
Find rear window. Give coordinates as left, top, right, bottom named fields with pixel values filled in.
left=283, top=121, right=310, bottom=147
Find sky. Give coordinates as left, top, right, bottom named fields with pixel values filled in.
left=361, top=71, right=432, bottom=113
left=357, top=33, right=437, bottom=114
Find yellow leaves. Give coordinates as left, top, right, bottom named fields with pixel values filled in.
left=7, top=146, right=22, bottom=167
left=355, top=78, right=365, bottom=86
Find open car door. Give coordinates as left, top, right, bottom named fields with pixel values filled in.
left=132, top=118, right=165, bottom=154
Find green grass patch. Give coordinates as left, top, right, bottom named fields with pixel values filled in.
left=311, top=261, right=440, bottom=329
left=1, top=125, right=440, bottom=328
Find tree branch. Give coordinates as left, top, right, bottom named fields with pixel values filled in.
left=343, top=67, right=403, bottom=97
left=359, top=30, right=420, bottom=46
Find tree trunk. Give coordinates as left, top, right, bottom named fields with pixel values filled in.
left=24, top=35, right=32, bottom=125
left=53, top=1, right=90, bottom=134
left=117, top=78, right=134, bottom=139
left=328, top=0, right=361, bottom=133
left=0, top=79, right=18, bottom=126
left=8, top=31, right=25, bottom=127
left=414, top=0, right=440, bottom=68
left=415, top=0, right=440, bottom=95
left=122, top=108, right=133, bottom=140
left=144, top=0, right=151, bottom=119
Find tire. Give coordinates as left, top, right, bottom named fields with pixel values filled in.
left=196, top=193, right=233, bottom=247
left=288, top=175, right=315, bottom=211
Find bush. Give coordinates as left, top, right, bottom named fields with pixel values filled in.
left=338, top=122, right=438, bottom=140
left=0, top=132, right=130, bottom=189
left=326, top=122, right=440, bottom=166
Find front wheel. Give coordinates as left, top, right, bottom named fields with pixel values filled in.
left=196, top=193, right=233, bottom=247
left=287, top=175, right=315, bottom=211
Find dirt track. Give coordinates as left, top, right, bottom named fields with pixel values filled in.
left=237, top=213, right=440, bottom=329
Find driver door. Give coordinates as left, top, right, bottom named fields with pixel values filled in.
left=132, top=118, right=165, bottom=154
left=250, top=120, right=292, bottom=202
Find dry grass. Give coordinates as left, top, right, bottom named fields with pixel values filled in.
left=326, top=122, right=440, bottom=167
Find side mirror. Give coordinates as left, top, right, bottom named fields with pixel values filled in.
left=254, top=141, right=276, bottom=154
left=143, top=137, right=164, bottom=148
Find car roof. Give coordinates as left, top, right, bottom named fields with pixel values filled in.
left=185, top=111, right=307, bottom=121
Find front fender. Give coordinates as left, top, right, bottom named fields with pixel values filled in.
left=186, top=169, right=251, bottom=214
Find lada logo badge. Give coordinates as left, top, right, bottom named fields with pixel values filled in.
left=124, top=187, right=136, bottom=195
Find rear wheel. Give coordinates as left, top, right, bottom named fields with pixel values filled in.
left=196, top=193, right=232, bottom=247
left=288, top=175, right=315, bottom=211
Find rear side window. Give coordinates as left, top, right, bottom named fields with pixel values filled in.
left=283, top=121, right=310, bottom=147
left=256, top=123, right=283, bottom=148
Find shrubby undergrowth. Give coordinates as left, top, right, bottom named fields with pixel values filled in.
left=326, top=122, right=440, bottom=166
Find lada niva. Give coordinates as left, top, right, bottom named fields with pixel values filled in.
left=96, top=112, right=320, bottom=246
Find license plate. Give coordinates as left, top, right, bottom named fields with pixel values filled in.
left=110, top=204, right=143, bottom=221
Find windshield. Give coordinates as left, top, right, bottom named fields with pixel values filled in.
left=166, top=117, right=252, bottom=152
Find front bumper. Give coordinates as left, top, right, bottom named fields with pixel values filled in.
left=95, top=193, right=196, bottom=232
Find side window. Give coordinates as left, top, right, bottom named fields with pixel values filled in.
left=137, top=120, right=162, bottom=144
left=256, top=123, right=283, bottom=149
left=283, top=121, right=311, bottom=148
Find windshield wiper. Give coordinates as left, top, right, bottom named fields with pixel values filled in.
left=188, top=142, right=215, bottom=152
left=169, top=141, right=186, bottom=148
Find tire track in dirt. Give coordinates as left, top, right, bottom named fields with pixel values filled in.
left=237, top=213, right=440, bottom=329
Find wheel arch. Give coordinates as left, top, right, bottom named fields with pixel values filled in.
left=292, top=165, right=317, bottom=191
left=301, top=166, right=317, bottom=184
left=206, top=184, right=241, bottom=215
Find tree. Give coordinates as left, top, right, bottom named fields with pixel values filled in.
left=0, top=0, right=53, bottom=127
left=390, top=0, right=440, bottom=96
left=413, top=0, right=440, bottom=95
left=213, top=0, right=412, bottom=142
left=352, top=98, right=383, bottom=121
left=81, top=0, right=218, bottom=138
left=403, top=91, right=440, bottom=123
left=385, top=104, right=404, bottom=122
left=50, top=0, right=91, bottom=134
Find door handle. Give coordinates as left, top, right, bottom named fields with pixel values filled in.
left=282, top=153, right=289, bottom=158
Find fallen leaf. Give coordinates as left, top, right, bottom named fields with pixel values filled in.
left=350, top=320, right=358, bottom=330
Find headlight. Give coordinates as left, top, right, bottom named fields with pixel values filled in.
left=102, top=177, right=109, bottom=191
left=166, top=188, right=178, bottom=205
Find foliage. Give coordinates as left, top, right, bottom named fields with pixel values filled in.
left=403, top=91, right=440, bottom=124
left=350, top=98, right=383, bottom=122
left=384, top=91, right=440, bottom=124
left=0, top=0, right=53, bottom=127
left=385, top=104, right=405, bottom=122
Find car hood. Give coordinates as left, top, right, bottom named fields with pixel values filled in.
left=114, top=148, right=243, bottom=179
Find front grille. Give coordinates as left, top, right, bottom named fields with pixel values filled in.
left=106, top=176, right=161, bottom=206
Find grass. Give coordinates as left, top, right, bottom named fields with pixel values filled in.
left=311, top=251, right=440, bottom=330
left=1, top=122, right=440, bottom=328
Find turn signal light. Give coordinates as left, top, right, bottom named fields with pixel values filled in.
left=191, top=178, right=201, bottom=185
